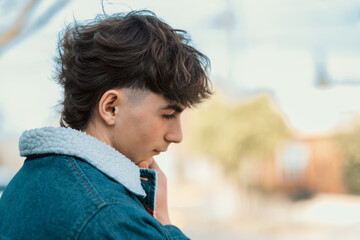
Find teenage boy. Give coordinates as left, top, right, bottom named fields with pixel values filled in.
left=0, top=10, right=211, bottom=239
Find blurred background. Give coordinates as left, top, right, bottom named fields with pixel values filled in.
left=1, top=0, right=360, bottom=239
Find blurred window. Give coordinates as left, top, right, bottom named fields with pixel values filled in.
left=281, top=142, right=310, bottom=182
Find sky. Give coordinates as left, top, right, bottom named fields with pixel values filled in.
left=1, top=0, right=360, bottom=139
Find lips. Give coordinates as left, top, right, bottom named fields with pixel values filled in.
left=153, top=148, right=167, bottom=155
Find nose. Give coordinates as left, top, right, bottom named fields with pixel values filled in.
left=165, top=117, right=183, bottom=144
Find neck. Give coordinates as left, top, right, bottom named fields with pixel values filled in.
left=83, top=121, right=113, bottom=149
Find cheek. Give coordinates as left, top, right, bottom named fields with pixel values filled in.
left=123, top=110, right=167, bottom=146
left=137, top=120, right=166, bottom=142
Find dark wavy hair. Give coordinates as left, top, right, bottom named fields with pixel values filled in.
left=55, top=10, right=212, bottom=130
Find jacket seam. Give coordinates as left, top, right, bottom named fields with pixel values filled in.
left=67, top=156, right=103, bottom=206
left=66, top=156, right=109, bottom=240
left=76, top=201, right=167, bottom=239
left=72, top=205, right=101, bottom=240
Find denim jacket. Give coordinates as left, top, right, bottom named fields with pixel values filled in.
left=0, top=127, right=190, bottom=240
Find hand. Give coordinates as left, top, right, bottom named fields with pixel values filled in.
left=138, top=160, right=150, bottom=169
left=137, top=159, right=171, bottom=225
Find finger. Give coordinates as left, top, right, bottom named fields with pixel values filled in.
left=149, top=159, right=160, bottom=171
left=149, top=159, right=167, bottom=185
left=138, top=160, right=149, bottom=169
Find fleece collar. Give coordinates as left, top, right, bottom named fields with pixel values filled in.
left=19, top=127, right=146, bottom=197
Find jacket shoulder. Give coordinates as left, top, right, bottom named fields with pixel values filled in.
left=78, top=203, right=190, bottom=240
left=0, top=154, right=140, bottom=239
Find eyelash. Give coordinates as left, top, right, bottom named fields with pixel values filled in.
left=163, top=114, right=175, bottom=119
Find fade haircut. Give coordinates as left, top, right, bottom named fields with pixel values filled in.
left=55, top=10, right=212, bottom=130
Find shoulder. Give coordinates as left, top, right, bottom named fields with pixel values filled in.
left=78, top=202, right=168, bottom=239
left=33, top=154, right=139, bottom=208
left=78, top=203, right=190, bottom=240
left=4, top=154, right=147, bottom=237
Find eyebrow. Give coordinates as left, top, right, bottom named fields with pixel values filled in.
left=161, top=104, right=184, bottom=113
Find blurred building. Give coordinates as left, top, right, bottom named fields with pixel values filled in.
left=257, top=135, right=346, bottom=197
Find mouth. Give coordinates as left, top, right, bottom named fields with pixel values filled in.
left=153, top=148, right=167, bottom=155
left=153, top=150, right=161, bottom=155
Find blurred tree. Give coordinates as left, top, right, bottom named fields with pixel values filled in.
left=187, top=91, right=291, bottom=180
left=0, top=0, right=70, bottom=54
left=336, top=123, right=360, bottom=194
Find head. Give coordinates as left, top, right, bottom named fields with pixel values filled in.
left=55, top=10, right=212, bottom=163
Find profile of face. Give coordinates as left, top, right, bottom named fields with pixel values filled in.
left=97, top=89, right=184, bottom=165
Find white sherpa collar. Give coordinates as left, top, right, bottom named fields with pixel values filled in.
left=19, top=127, right=146, bottom=197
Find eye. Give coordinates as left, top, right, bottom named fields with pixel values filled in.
left=162, top=114, right=175, bottom=119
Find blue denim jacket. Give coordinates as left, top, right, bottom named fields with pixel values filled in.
left=0, top=127, right=190, bottom=239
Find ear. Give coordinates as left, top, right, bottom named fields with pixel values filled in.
left=98, top=89, right=123, bottom=126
